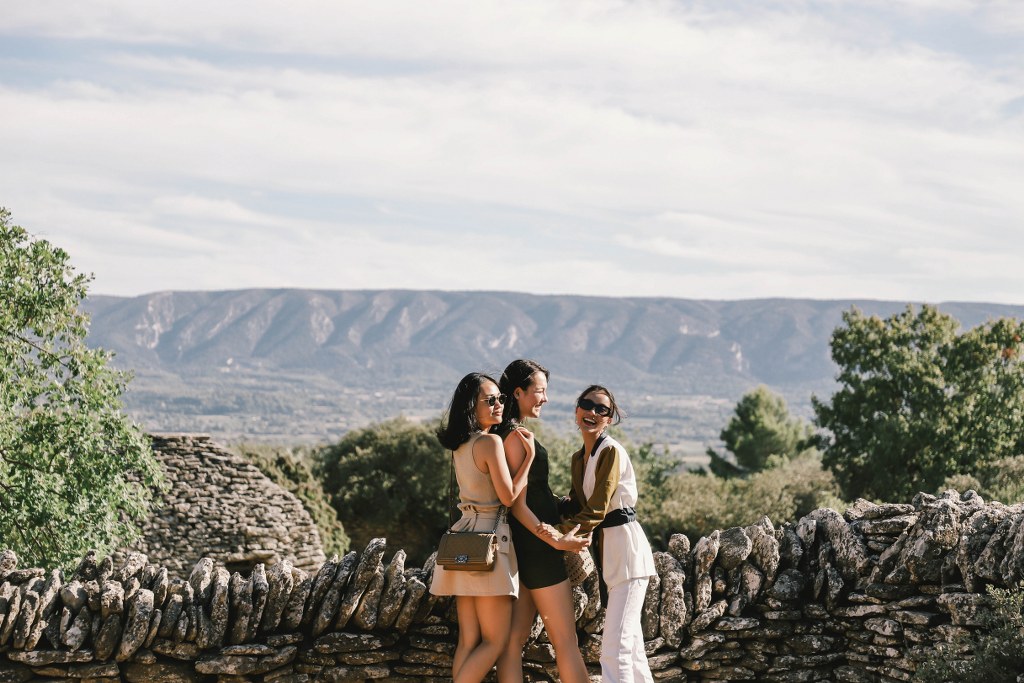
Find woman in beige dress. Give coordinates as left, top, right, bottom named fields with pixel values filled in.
left=429, top=372, right=535, bottom=683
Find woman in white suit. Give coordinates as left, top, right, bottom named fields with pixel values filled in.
left=540, top=384, right=657, bottom=683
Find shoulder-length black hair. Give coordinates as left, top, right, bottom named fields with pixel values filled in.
left=576, top=384, right=624, bottom=425
left=497, top=359, right=549, bottom=436
left=437, top=372, right=499, bottom=450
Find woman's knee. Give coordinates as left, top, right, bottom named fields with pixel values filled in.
left=458, top=630, right=480, bottom=649
left=507, top=624, right=531, bottom=651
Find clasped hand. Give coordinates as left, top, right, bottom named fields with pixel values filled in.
left=536, top=522, right=591, bottom=551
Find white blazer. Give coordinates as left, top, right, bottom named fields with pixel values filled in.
left=575, top=434, right=656, bottom=588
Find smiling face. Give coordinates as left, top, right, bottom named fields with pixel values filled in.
left=575, top=389, right=612, bottom=436
left=475, top=380, right=504, bottom=429
left=515, top=371, right=548, bottom=420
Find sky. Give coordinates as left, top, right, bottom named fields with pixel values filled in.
left=2, top=1, right=1023, bottom=304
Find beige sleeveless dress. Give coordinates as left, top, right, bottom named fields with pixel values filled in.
left=430, top=432, right=519, bottom=597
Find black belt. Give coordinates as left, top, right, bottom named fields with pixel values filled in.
left=594, top=507, right=639, bottom=606
left=598, top=506, right=636, bottom=529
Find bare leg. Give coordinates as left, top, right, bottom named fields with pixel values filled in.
left=455, top=595, right=514, bottom=683
left=454, top=596, right=482, bottom=681
left=533, top=580, right=589, bottom=683
left=497, top=587, right=537, bottom=682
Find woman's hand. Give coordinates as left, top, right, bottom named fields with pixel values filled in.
left=536, top=522, right=559, bottom=540
left=535, top=523, right=591, bottom=551
left=554, top=524, right=592, bottom=551
left=512, top=427, right=535, bottom=459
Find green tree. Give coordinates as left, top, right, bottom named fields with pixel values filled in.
left=315, top=417, right=448, bottom=564
left=230, top=442, right=350, bottom=557
left=0, top=208, right=163, bottom=568
left=707, top=385, right=814, bottom=478
left=813, top=305, right=1024, bottom=502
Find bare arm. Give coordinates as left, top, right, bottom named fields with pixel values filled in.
left=503, top=426, right=531, bottom=478
left=506, top=427, right=536, bottom=501
left=475, top=431, right=535, bottom=507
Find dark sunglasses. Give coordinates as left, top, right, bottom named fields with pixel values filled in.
left=479, top=394, right=507, bottom=407
left=577, top=397, right=612, bottom=417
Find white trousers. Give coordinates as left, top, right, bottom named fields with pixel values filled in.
left=601, top=577, right=653, bottom=683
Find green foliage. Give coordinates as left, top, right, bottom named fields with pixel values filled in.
left=941, top=455, right=1024, bottom=504
left=315, top=417, right=449, bottom=564
left=814, top=305, right=1024, bottom=502
left=707, top=385, right=814, bottom=478
left=915, top=582, right=1024, bottom=682
left=645, top=449, right=844, bottom=543
left=229, top=442, right=350, bottom=557
left=630, top=438, right=679, bottom=532
left=0, top=207, right=164, bottom=568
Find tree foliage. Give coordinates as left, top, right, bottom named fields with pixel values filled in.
left=915, top=581, right=1024, bottom=682
left=707, top=385, right=814, bottom=478
left=941, top=455, right=1024, bottom=505
left=0, top=208, right=164, bottom=568
left=315, top=417, right=449, bottom=564
left=814, top=305, right=1024, bottom=502
left=230, top=442, right=350, bottom=557
left=646, top=449, right=844, bottom=543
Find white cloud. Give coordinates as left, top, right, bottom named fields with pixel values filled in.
left=1, top=1, right=1022, bottom=302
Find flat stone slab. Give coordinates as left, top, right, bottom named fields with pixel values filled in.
left=6, top=650, right=95, bottom=666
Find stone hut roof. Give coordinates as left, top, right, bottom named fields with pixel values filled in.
left=124, top=434, right=326, bottom=578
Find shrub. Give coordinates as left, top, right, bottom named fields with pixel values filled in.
left=646, top=449, right=845, bottom=544
left=316, top=417, right=448, bottom=565
left=915, top=582, right=1024, bottom=682
left=940, top=455, right=1024, bottom=505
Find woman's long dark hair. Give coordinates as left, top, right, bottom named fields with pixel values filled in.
left=576, top=384, right=624, bottom=425
left=437, top=372, right=498, bottom=450
left=497, top=359, right=549, bottom=437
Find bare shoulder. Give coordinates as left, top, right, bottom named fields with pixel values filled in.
left=510, top=425, right=533, bottom=439
left=475, top=432, right=503, bottom=450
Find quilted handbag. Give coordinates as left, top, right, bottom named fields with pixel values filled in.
left=436, top=527, right=499, bottom=571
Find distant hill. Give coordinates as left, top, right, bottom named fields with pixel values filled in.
left=83, top=289, right=1024, bottom=456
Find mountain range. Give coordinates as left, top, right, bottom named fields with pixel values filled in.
left=83, top=289, right=1024, bottom=458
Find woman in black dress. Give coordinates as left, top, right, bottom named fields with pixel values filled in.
left=494, top=359, right=590, bottom=683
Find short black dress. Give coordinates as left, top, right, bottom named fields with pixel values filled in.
left=507, top=436, right=568, bottom=589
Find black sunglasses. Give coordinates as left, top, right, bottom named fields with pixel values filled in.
left=577, top=397, right=612, bottom=417
left=479, top=394, right=507, bottom=407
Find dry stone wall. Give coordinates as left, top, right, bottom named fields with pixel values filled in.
left=2, top=488, right=1022, bottom=682
left=123, top=435, right=325, bottom=578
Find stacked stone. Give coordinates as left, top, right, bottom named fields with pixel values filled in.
left=834, top=489, right=1024, bottom=682
left=126, top=434, right=326, bottom=578
left=6, top=490, right=1024, bottom=682
left=634, top=490, right=1024, bottom=682
left=0, top=537, right=436, bottom=683
left=669, top=515, right=820, bottom=682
